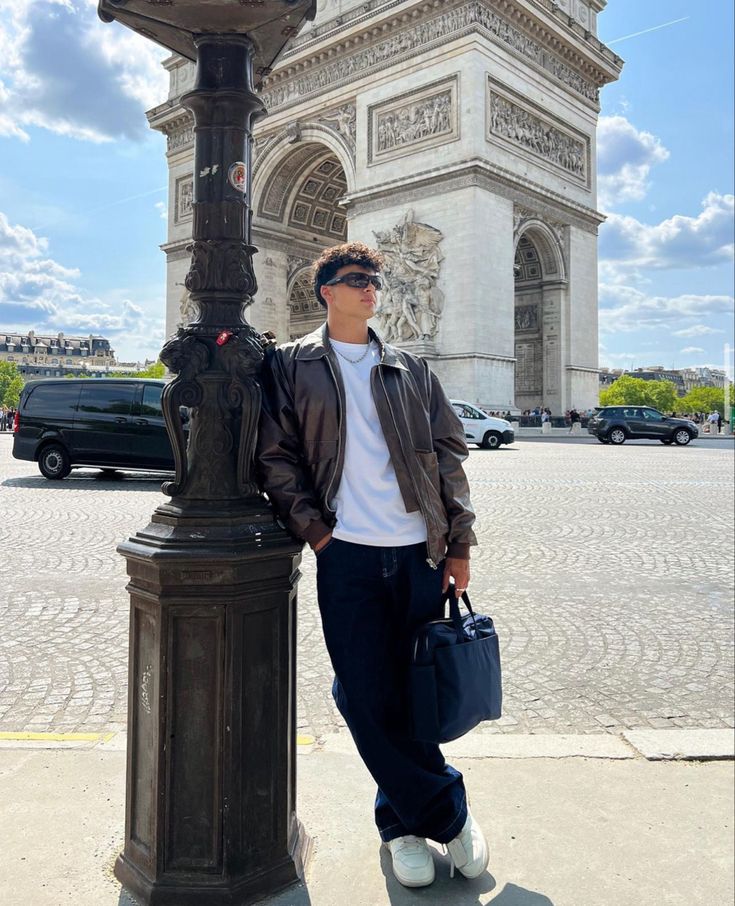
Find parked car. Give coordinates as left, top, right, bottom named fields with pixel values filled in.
left=586, top=406, right=699, bottom=446
left=450, top=400, right=514, bottom=449
left=12, top=378, right=181, bottom=479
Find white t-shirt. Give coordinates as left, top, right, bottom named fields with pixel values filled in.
left=329, top=339, right=427, bottom=547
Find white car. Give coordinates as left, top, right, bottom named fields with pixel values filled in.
left=450, top=400, right=515, bottom=449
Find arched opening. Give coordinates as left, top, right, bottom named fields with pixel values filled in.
left=513, top=223, right=566, bottom=415
left=252, top=140, right=349, bottom=340
left=287, top=269, right=324, bottom=341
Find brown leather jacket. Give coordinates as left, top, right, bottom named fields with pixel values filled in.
left=257, top=324, right=477, bottom=567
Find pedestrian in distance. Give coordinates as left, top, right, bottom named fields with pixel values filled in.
left=568, top=408, right=581, bottom=433
left=257, top=240, right=488, bottom=889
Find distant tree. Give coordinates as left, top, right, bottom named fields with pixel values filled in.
left=106, top=360, right=166, bottom=379
left=0, top=362, right=23, bottom=407
left=599, top=375, right=678, bottom=412
left=135, top=360, right=166, bottom=378
left=679, top=386, right=728, bottom=416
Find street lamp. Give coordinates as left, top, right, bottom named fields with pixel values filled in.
left=97, top=3, right=317, bottom=904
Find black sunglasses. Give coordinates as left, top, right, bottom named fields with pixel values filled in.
left=324, top=272, right=384, bottom=291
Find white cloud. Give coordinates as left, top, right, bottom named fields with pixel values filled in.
left=0, top=0, right=167, bottom=143
left=673, top=324, right=723, bottom=338
left=600, top=192, right=735, bottom=270
left=599, top=277, right=733, bottom=336
left=155, top=201, right=168, bottom=221
left=597, top=115, right=669, bottom=209
left=0, top=209, right=164, bottom=360
left=680, top=346, right=705, bottom=354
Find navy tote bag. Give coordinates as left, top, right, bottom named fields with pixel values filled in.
left=409, top=587, right=502, bottom=744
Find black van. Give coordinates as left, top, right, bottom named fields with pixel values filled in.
left=12, top=379, right=178, bottom=479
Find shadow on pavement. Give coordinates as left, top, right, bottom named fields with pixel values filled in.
left=378, top=845, right=554, bottom=905
left=3, top=472, right=172, bottom=491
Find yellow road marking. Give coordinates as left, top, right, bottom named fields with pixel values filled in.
left=296, top=734, right=315, bottom=746
left=0, top=732, right=116, bottom=742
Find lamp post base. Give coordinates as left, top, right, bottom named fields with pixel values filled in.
left=115, top=818, right=311, bottom=906
left=113, top=501, right=310, bottom=906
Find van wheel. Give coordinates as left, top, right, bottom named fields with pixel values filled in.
left=38, top=444, right=71, bottom=480
left=481, top=431, right=502, bottom=449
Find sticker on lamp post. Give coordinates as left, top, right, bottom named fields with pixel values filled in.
left=228, top=162, right=247, bottom=193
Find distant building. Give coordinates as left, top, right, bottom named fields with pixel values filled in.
left=630, top=367, right=686, bottom=396
left=599, top=364, right=727, bottom=397
left=0, top=331, right=117, bottom=379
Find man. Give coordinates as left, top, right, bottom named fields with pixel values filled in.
left=257, top=241, right=487, bottom=888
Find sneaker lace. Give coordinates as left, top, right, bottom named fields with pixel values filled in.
left=395, top=835, right=424, bottom=855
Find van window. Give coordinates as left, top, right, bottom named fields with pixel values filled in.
left=140, top=384, right=163, bottom=418
left=453, top=403, right=485, bottom=420
left=24, top=383, right=81, bottom=414
left=78, top=384, right=135, bottom=415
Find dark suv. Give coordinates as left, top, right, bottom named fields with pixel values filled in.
left=587, top=406, right=699, bottom=446
left=12, top=378, right=179, bottom=479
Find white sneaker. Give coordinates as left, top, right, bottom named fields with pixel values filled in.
left=445, top=811, right=489, bottom=879
left=384, top=835, right=436, bottom=887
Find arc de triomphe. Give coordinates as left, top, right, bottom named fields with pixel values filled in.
left=147, top=0, right=622, bottom=414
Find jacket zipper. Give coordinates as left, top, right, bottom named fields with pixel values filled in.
left=324, top=354, right=344, bottom=514
left=377, top=366, right=439, bottom=569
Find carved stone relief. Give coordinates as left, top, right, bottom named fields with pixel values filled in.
left=167, top=119, right=194, bottom=153
left=489, top=84, right=588, bottom=182
left=372, top=210, right=444, bottom=344
left=260, top=2, right=598, bottom=113
left=514, top=304, right=538, bottom=331
left=318, top=103, right=357, bottom=154
left=175, top=177, right=193, bottom=223
left=287, top=255, right=312, bottom=284
left=369, top=77, right=458, bottom=164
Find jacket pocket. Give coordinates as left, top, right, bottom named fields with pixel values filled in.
left=415, top=450, right=440, bottom=491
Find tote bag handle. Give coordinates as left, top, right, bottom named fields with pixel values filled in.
left=441, top=584, right=479, bottom=643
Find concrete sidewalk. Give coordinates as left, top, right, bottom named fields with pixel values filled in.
left=1, top=732, right=733, bottom=906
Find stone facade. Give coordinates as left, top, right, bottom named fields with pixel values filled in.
left=0, top=330, right=116, bottom=377
left=147, top=0, right=622, bottom=413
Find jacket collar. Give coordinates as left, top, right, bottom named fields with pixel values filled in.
left=295, top=322, right=408, bottom=370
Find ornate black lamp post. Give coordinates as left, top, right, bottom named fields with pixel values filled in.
left=97, top=3, right=316, bottom=904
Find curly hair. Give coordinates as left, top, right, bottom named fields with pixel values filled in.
left=312, top=241, right=384, bottom=307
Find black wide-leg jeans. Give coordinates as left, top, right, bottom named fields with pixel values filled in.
left=315, top=538, right=468, bottom=844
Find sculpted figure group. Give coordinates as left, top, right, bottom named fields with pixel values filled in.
left=373, top=210, right=444, bottom=344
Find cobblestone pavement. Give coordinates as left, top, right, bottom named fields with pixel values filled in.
left=0, top=433, right=733, bottom=741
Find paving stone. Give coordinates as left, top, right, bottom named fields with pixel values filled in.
left=0, top=434, right=733, bottom=742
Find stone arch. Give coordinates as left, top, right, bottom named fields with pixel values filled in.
left=512, top=219, right=568, bottom=415
left=249, top=137, right=350, bottom=340
left=286, top=267, right=324, bottom=341
left=513, top=219, right=566, bottom=281
left=253, top=124, right=356, bottom=199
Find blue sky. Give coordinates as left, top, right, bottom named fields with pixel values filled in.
left=0, top=0, right=733, bottom=373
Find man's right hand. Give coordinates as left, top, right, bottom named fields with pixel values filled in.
left=313, top=532, right=333, bottom=553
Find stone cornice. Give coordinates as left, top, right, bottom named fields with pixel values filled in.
left=342, top=157, right=605, bottom=231
left=262, top=0, right=621, bottom=115
left=285, top=0, right=619, bottom=69
left=424, top=352, right=518, bottom=363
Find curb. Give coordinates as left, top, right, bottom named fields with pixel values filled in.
left=1, top=728, right=732, bottom=761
